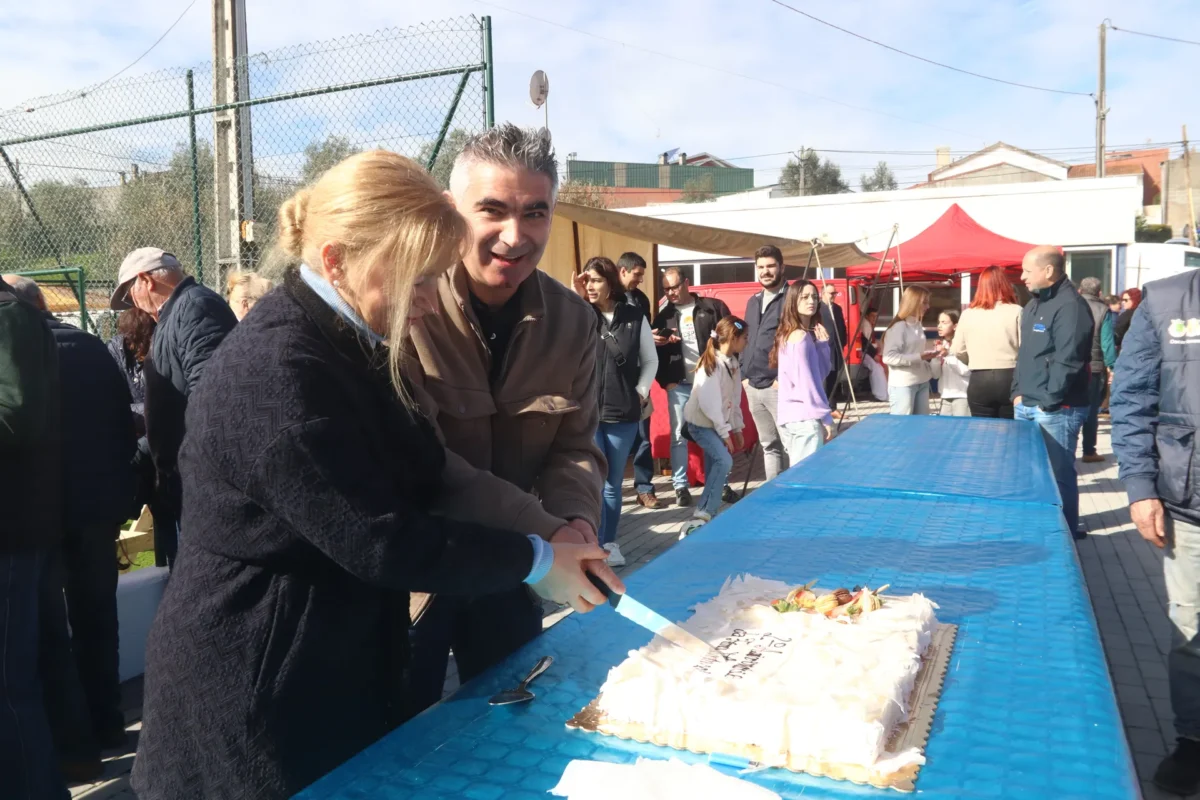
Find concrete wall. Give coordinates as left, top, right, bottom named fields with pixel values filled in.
left=1163, top=152, right=1200, bottom=236
left=625, top=175, right=1144, bottom=262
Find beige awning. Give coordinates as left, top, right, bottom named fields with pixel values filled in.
left=556, top=202, right=870, bottom=265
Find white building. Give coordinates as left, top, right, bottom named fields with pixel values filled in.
left=622, top=174, right=1146, bottom=294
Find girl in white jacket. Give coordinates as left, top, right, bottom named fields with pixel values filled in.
left=931, top=310, right=971, bottom=416
left=882, top=286, right=936, bottom=415
left=682, top=316, right=748, bottom=529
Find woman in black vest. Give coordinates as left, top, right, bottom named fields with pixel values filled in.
left=575, top=257, right=658, bottom=567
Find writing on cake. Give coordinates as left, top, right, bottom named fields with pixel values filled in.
left=695, top=629, right=791, bottom=681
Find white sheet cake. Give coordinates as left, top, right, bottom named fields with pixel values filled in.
left=594, top=575, right=940, bottom=775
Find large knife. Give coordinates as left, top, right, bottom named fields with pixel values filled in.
left=588, top=574, right=722, bottom=660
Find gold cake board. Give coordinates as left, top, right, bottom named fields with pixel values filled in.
left=566, top=623, right=957, bottom=793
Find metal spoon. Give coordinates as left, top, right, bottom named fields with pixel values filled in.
left=488, top=655, right=553, bottom=706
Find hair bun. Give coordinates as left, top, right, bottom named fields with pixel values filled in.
left=278, top=190, right=310, bottom=257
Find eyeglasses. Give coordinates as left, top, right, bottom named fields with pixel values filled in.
left=663, top=283, right=683, bottom=292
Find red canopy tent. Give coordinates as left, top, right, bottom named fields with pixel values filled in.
left=846, top=204, right=1040, bottom=282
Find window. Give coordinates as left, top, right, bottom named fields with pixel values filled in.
left=1067, top=250, right=1112, bottom=290
left=1185, top=251, right=1200, bottom=268
left=697, top=263, right=754, bottom=285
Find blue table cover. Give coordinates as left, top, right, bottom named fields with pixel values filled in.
left=299, top=418, right=1136, bottom=800
left=774, top=414, right=1062, bottom=508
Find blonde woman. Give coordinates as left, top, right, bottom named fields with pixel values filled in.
left=882, top=286, right=935, bottom=415
left=225, top=270, right=274, bottom=320
left=131, top=151, right=623, bottom=800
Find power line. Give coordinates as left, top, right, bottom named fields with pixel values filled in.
left=9, top=0, right=199, bottom=117
left=719, top=141, right=1180, bottom=162
left=765, top=0, right=1094, bottom=98
left=1109, top=23, right=1200, bottom=47
left=469, top=0, right=980, bottom=139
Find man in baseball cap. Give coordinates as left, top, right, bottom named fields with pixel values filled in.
left=110, top=247, right=183, bottom=314
left=114, top=247, right=237, bottom=566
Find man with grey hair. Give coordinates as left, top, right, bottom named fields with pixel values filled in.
left=110, top=248, right=237, bottom=566
left=1077, top=275, right=1110, bottom=464
left=407, top=124, right=606, bottom=715
left=1012, top=246, right=1094, bottom=540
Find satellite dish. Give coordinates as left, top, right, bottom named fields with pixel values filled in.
left=529, top=70, right=550, bottom=108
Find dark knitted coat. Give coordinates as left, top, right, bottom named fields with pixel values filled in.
left=131, top=270, right=536, bottom=799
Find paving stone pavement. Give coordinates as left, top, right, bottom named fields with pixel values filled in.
left=70, top=403, right=1196, bottom=799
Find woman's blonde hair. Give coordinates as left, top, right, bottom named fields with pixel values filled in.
left=275, top=149, right=468, bottom=405
left=886, top=285, right=932, bottom=333
left=225, top=271, right=273, bottom=304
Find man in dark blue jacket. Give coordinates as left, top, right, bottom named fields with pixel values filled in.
left=617, top=252, right=661, bottom=509
left=742, top=245, right=789, bottom=481
left=7, top=275, right=138, bottom=770
left=0, top=278, right=68, bottom=799
left=1111, top=268, right=1200, bottom=796
left=1011, top=246, right=1094, bottom=541
left=110, top=248, right=237, bottom=565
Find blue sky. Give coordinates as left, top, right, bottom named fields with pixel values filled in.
left=1, top=0, right=1197, bottom=188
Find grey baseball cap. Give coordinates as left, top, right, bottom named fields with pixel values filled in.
left=110, top=247, right=182, bottom=310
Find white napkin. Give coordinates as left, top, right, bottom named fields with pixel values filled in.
left=549, top=757, right=780, bottom=800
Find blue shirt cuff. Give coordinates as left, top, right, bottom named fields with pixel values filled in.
left=524, top=534, right=554, bottom=585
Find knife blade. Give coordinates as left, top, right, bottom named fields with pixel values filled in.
left=588, top=573, right=721, bottom=660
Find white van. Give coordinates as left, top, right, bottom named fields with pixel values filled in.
left=1124, top=242, right=1200, bottom=289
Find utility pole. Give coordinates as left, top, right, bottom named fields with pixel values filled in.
left=795, top=147, right=806, bottom=196
left=1185, top=125, right=1197, bottom=247
left=213, top=0, right=255, bottom=288
left=1096, top=21, right=1108, bottom=178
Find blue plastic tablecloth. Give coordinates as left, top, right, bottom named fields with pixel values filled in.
left=774, top=415, right=1063, bottom=508
left=299, top=418, right=1136, bottom=800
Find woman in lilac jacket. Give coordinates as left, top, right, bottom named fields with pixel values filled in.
left=771, top=280, right=833, bottom=466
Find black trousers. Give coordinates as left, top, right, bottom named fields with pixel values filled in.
left=1082, top=372, right=1107, bottom=456
left=38, top=548, right=98, bottom=762
left=967, top=368, right=1015, bottom=419
left=406, top=586, right=544, bottom=718
left=62, top=526, right=123, bottom=736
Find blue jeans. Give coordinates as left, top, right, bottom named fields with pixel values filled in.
left=889, top=382, right=931, bottom=415
left=595, top=421, right=639, bottom=546
left=1015, top=403, right=1088, bottom=533
left=687, top=423, right=734, bottom=517
left=1, top=551, right=69, bottom=800
left=668, top=384, right=693, bottom=490
left=1165, top=515, right=1200, bottom=739
left=632, top=416, right=655, bottom=495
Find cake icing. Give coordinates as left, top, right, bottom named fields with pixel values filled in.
left=594, top=575, right=939, bottom=774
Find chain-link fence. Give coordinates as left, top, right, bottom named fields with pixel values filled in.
left=0, top=14, right=494, bottom=334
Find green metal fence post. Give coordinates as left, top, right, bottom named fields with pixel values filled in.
left=482, top=16, right=495, bottom=128
left=426, top=70, right=471, bottom=171
left=0, top=146, right=64, bottom=267
left=75, top=267, right=89, bottom=333
left=187, top=70, right=204, bottom=285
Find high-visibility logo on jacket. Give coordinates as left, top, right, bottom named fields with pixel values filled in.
left=1168, top=318, right=1200, bottom=338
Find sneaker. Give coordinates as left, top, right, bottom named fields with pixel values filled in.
left=674, top=488, right=693, bottom=507
left=1081, top=454, right=1106, bottom=464
left=1153, top=737, right=1200, bottom=796
left=679, top=510, right=711, bottom=540
left=603, top=542, right=626, bottom=567
left=722, top=485, right=740, bottom=504
left=636, top=491, right=660, bottom=509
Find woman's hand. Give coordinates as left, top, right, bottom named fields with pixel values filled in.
left=531, top=543, right=625, bottom=613
left=813, top=323, right=830, bottom=343
left=823, top=424, right=835, bottom=443
left=920, top=350, right=937, bottom=361
left=731, top=431, right=744, bottom=452
left=571, top=272, right=588, bottom=300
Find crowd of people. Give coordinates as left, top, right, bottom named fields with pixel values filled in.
left=0, top=122, right=1195, bottom=798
